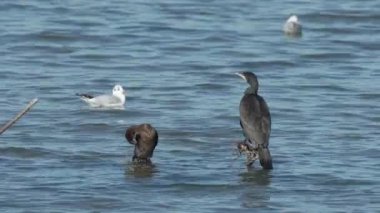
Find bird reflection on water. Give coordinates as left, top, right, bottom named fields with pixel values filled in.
left=239, top=169, right=272, bottom=208
left=124, top=161, right=158, bottom=179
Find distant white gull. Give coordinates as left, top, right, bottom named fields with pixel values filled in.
left=283, top=15, right=302, bottom=36
left=77, top=84, right=126, bottom=108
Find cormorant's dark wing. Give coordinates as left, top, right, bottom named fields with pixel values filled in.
left=126, top=124, right=158, bottom=159
left=239, top=94, right=271, bottom=147
left=138, top=125, right=158, bottom=158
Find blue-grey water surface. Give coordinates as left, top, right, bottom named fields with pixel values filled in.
left=1, top=0, right=379, bottom=212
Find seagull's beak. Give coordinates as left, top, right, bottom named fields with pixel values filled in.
left=235, top=72, right=246, bottom=81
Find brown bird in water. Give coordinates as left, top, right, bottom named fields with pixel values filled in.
left=125, top=123, right=158, bottom=164
left=236, top=72, right=273, bottom=169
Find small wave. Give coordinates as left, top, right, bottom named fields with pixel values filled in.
left=303, top=11, right=380, bottom=22
left=239, top=60, right=297, bottom=69
left=0, top=147, right=51, bottom=158
left=164, top=183, right=239, bottom=191
left=291, top=83, right=353, bottom=92
left=357, top=93, right=380, bottom=100
left=301, top=52, right=357, bottom=60
left=195, top=83, right=230, bottom=90
left=34, top=30, right=80, bottom=42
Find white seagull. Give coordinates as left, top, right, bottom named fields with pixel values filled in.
left=77, top=84, right=126, bottom=108
left=283, top=15, right=302, bottom=36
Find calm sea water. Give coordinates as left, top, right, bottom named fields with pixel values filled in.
left=1, top=0, right=379, bottom=212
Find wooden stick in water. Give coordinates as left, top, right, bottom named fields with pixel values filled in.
left=0, top=98, right=39, bottom=135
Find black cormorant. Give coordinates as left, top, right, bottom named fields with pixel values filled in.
left=236, top=72, right=273, bottom=169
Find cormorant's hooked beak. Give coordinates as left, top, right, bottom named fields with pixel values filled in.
left=235, top=72, right=246, bottom=81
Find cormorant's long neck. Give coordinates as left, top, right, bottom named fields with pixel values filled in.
left=244, top=86, right=258, bottom=95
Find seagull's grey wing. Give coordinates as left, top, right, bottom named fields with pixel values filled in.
left=92, top=95, right=122, bottom=106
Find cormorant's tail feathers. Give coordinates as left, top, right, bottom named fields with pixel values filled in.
left=258, top=147, right=273, bottom=170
